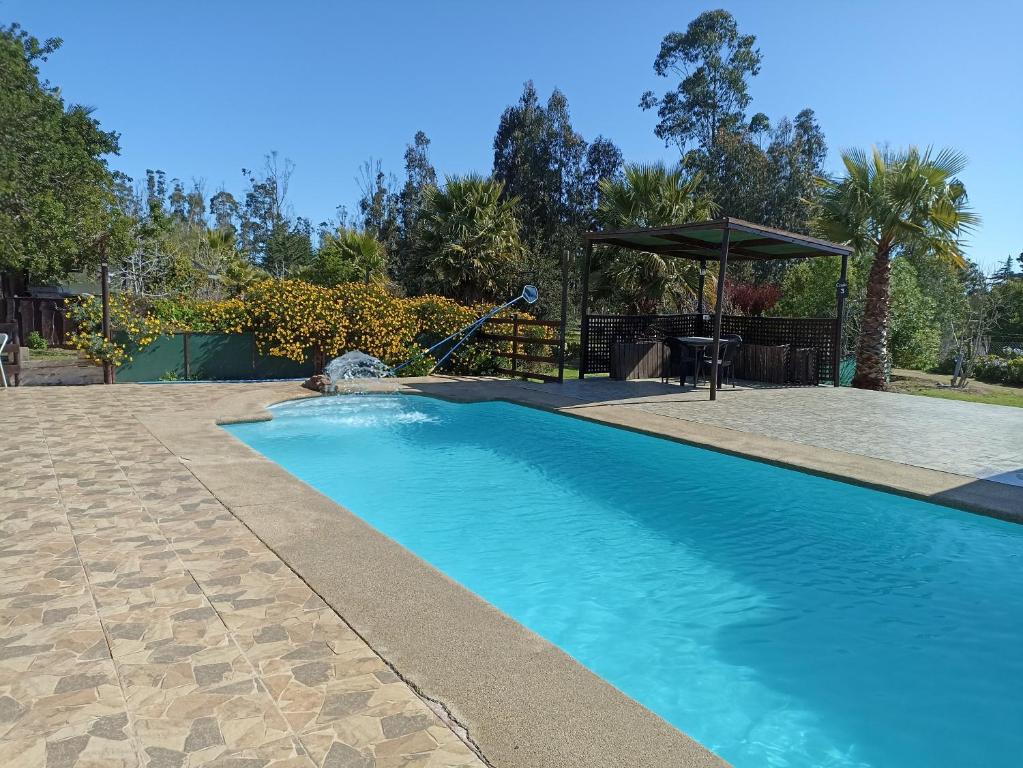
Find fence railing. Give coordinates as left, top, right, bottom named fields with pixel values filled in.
left=581, top=313, right=838, bottom=384
left=481, top=315, right=564, bottom=383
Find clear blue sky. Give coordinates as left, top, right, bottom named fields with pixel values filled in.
left=6, top=0, right=1020, bottom=271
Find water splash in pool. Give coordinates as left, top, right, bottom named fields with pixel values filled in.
left=324, top=351, right=392, bottom=393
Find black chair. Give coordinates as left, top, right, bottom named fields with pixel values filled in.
left=661, top=337, right=701, bottom=387
left=701, top=334, right=743, bottom=388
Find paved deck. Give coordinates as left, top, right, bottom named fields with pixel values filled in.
left=523, top=379, right=1023, bottom=487
left=3, top=379, right=1020, bottom=768
left=1, top=385, right=484, bottom=768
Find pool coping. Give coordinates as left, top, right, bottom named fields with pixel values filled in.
left=146, top=381, right=729, bottom=768
left=139, top=378, right=1021, bottom=768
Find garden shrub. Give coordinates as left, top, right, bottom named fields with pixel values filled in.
left=148, top=297, right=248, bottom=334
left=26, top=330, right=47, bottom=350
left=65, top=280, right=541, bottom=377
left=243, top=279, right=350, bottom=363
left=65, top=294, right=166, bottom=366
left=335, top=284, right=419, bottom=365
left=973, top=349, right=1023, bottom=386
left=407, top=295, right=501, bottom=375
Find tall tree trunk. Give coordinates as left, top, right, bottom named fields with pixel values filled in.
left=852, top=247, right=892, bottom=390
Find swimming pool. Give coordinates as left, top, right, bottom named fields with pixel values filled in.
left=227, top=394, right=1023, bottom=768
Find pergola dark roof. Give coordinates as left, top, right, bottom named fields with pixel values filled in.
left=584, top=217, right=853, bottom=261
left=579, top=218, right=854, bottom=401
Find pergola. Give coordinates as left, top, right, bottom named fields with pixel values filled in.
left=581, top=217, right=854, bottom=400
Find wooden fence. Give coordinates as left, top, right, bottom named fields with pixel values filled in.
left=1, top=296, right=72, bottom=347
left=481, top=315, right=564, bottom=383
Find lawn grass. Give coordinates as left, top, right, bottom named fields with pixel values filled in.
left=28, top=347, right=80, bottom=359
left=897, top=385, right=1023, bottom=409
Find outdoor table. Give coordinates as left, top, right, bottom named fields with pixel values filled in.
left=670, top=336, right=716, bottom=387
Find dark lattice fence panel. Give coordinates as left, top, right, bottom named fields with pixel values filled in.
left=582, top=314, right=698, bottom=374
left=583, top=314, right=837, bottom=382
left=720, top=315, right=837, bottom=384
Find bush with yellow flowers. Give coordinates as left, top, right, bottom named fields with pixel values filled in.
left=336, top=284, right=419, bottom=364
left=241, top=279, right=349, bottom=363
left=148, top=296, right=248, bottom=334
left=65, top=294, right=167, bottom=367
left=68, top=279, right=556, bottom=377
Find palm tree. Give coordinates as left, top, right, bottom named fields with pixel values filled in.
left=816, top=146, right=978, bottom=390
left=594, top=164, right=717, bottom=313
left=306, top=228, right=387, bottom=286
left=414, top=174, right=525, bottom=304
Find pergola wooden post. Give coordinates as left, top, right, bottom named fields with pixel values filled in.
left=833, top=252, right=850, bottom=387
left=578, top=240, right=593, bottom=379
left=709, top=229, right=730, bottom=401
left=697, top=259, right=707, bottom=315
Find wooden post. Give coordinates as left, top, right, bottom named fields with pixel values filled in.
left=511, top=314, right=518, bottom=378
left=710, top=228, right=730, bottom=401
left=697, top=259, right=706, bottom=315
left=833, top=252, right=849, bottom=386
left=182, top=332, right=191, bottom=380
left=558, top=250, right=569, bottom=383
left=100, top=255, right=113, bottom=385
left=578, top=240, right=592, bottom=378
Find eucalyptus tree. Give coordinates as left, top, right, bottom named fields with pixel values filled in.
left=493, top=82, right=624, bottom=315
left=640, top=10, right=762, bottom=158
left=593, top=164, right=717, bottom=313
left=640, top=11, right=826, bottom=263
left=240, top=153, right=311, bottom=277
left=412, top=175, right=525, bottom=304
left=815, top=146, right=978, bottom=390
left=356, top=159, right=399, bottom=252
left=391, top=131, right=438, bottom=291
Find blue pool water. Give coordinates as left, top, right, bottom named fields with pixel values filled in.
left=227, top=394, right=1023, bottom=768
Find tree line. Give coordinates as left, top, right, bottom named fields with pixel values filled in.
left=2, top=13, right=1019, bottom=390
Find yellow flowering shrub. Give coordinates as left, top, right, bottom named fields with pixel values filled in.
left=75, top=279, right=554, bottom=377
left=242, top=279, right=349, bottom=362
left=65, top=294, right=166, bottom=367
left=200, top=298, right=248, bottom=334
left=148, top=297, right=248, bottom=333
left=336, top=284, right=419, bottom=364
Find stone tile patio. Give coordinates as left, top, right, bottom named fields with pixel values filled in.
left=1, top=385, right=485, bottom=768
left=525, top=379, right=1023, bottom=487
left=3, top=378, right=1020, bottom=768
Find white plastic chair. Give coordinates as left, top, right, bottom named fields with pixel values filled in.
left=0, top=333, right=8, bottom=388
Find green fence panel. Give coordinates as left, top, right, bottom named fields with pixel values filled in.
left=117, top=332, right=313, bottom=381
left=253, top=347, right=314, bottom=379
left=839, top=357, right=856, bottom=386
left=188, top=333, right=256, bottom=380
left=117, top=334, right=185, bottom=382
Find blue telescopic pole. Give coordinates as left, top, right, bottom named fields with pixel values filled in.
left=388, top=286, right=538, bottom=375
